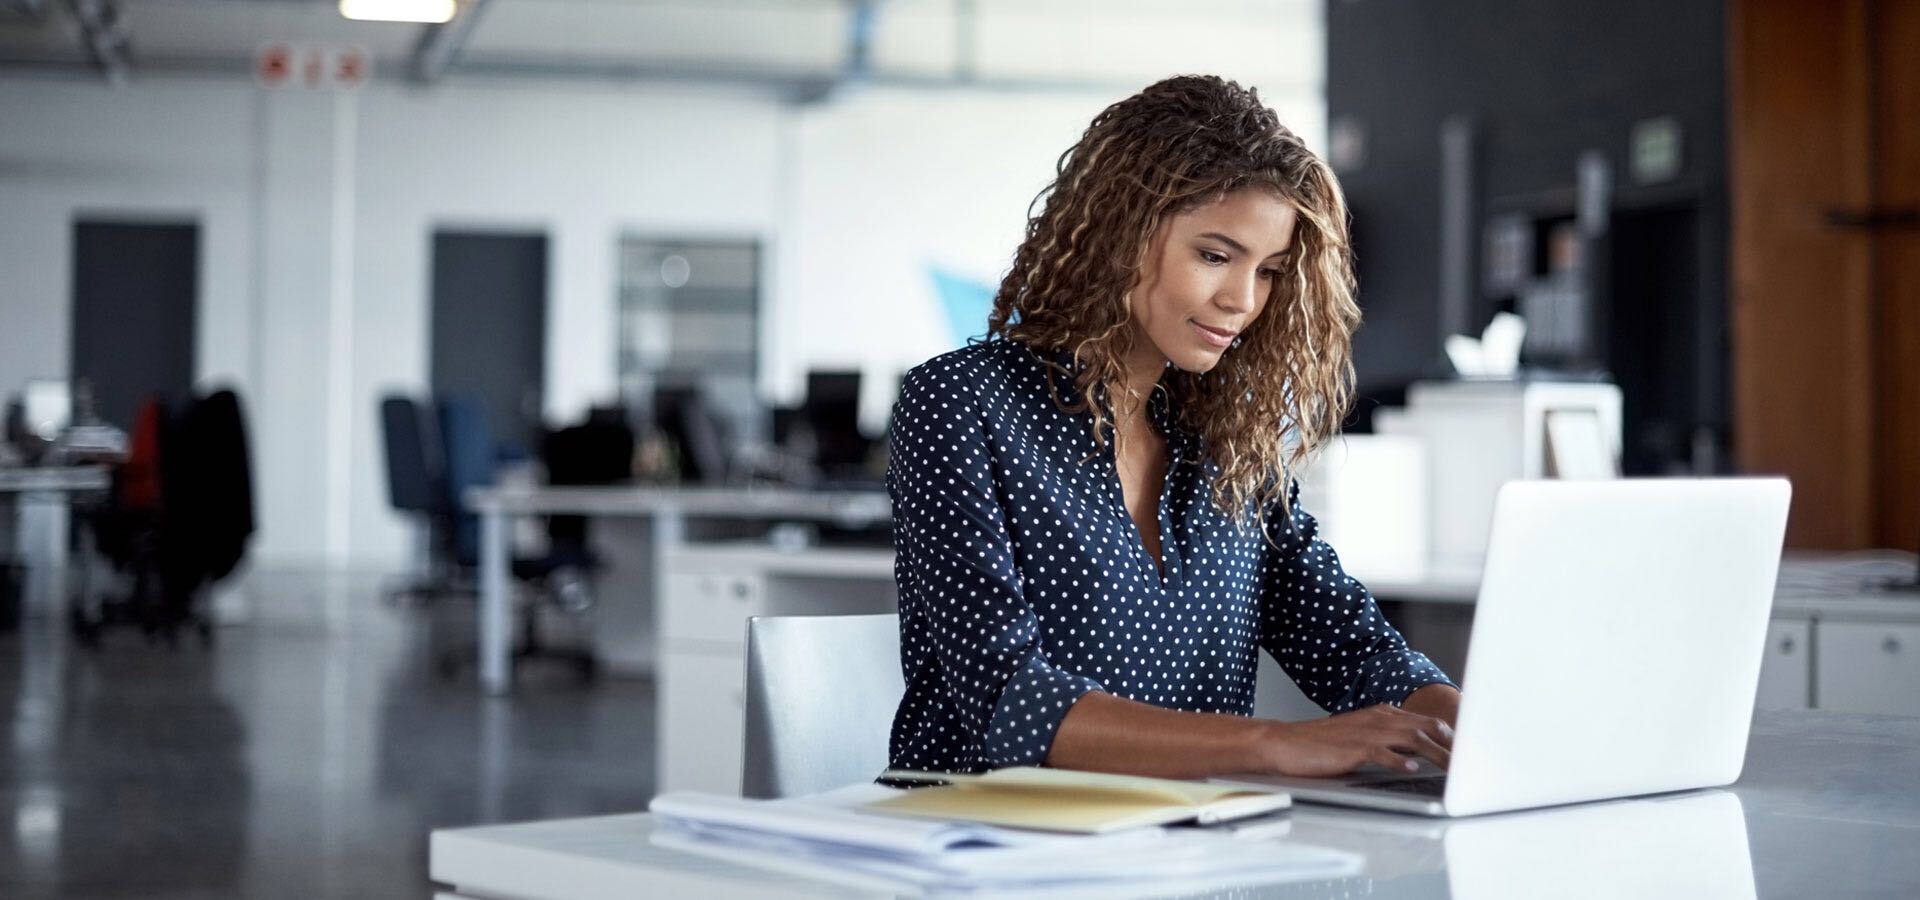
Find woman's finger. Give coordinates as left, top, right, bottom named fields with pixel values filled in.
left=1404, top=726, right=1452, bottom=769
left=1423, top=716, right=1455, bottom=749
left=1380, top=721, right=1451, bottom=769
left=1371, top=745, right=1420, bottom=773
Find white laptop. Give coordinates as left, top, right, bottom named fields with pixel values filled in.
left=1213, top=477, right=1793, bottom=817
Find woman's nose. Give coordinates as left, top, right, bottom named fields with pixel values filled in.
left=1216, top=273, right=1260, bottom=312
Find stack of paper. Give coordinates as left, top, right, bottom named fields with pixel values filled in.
left=649, top=785, right=1363, bottom=897
left=869, top=766, right=1292, bottom=833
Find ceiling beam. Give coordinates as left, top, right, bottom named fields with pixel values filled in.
left=410, top=0, right=494, bottom=86
left=61, top=0, right=130, bottom=86
left=0, top=49, right=1170, bottom=106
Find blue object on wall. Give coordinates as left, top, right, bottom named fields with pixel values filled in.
left=928, top=266, right=996, bottom=348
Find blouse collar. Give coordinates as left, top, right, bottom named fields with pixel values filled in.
left=1020, top=340, right=1194, bottom=450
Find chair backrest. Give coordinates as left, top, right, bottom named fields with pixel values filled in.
left=173, top=388, right=255, bottom=584
left=435, top=395, right=497, bottom=567
left=380, top=395, right=442, bottom=514
left=539, top=415, right=634, bottom=551
left=742, top=614, right=903, bottom=799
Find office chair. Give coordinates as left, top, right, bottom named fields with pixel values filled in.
left=379, top=395, right=463, bottom=604
left=435, top=395, right=600, bottom=681
left=741, top=614, right=903, bottom=799
left=74, top=389, right=255, bottom=649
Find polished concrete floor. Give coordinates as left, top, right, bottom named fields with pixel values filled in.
left=0, top=571, right=656, bottom=899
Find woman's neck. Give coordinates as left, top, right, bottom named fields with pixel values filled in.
left=1113, top=341, right=1168, bottom=428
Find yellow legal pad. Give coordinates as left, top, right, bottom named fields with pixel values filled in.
left=867, top=767, right=1292, bottom=834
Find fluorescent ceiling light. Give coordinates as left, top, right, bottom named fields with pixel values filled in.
left=339, top=0, right=456, bottom=24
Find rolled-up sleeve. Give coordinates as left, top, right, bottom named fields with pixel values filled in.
left=887, top=364, right=1104, bottom=772
left=1257, top=480, right=1455, bottom=712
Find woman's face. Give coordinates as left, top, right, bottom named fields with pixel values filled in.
left=1126, top=188, right=1298, bottom=377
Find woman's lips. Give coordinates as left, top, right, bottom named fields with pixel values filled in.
left=1191, top=320, right=1237, bottom=348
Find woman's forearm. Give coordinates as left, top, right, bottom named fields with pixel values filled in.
left=1400, top=683, right=1461, bottom=726
left=1044, top=688, right=1460, bottom=779
left=1044, top=691, right=1277, bottom=778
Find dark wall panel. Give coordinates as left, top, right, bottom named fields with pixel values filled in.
left=429, top=230, right=548, bottom=453
left=70, top=220, right=200, bottom=430
left=1328, top=0, right=1729, bottom=462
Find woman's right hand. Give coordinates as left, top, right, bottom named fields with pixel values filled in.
left=1256, top=704, right=1454, bottom=777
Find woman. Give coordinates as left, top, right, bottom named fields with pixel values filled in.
left=886, top=75, right=1459, bottom=780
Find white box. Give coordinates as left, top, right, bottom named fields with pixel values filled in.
left=1296, top=434, right=1431, bottom=584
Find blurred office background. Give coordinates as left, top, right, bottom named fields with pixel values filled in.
left=0, top=0, right=1916, bottom=897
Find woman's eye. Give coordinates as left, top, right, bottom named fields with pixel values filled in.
left=1199, top=250, right=1228, bottom=265
left=1258, top=268, right=1281, bottom=280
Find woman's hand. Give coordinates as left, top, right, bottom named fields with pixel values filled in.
left=1255, top=704, right=1454, bottom=777
left=1400, top=683, right=1461, bottom=728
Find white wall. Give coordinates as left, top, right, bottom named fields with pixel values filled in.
left=346, top=82, right=786, bottom=566
left=1, top=76, right=789, bottom=569
left=1, top=64, right=1322, bottom=570
left=777, top=84, right=1325, bottom=431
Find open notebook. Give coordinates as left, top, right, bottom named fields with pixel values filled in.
left=870, top=767, right=1292, bottom=834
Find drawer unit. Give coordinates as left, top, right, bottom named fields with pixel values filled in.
left=657, top=649, right=748, bottom=794
left=660, top=573, right=769, bottom=645
left=1815, top=621, right=1920, bottom=716
left=661, top=570, right=898, bottom=647
left=1754, top=618, right=1812, bottom=709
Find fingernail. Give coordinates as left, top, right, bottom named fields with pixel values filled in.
left=1404, top=760, right=1418, bottom=771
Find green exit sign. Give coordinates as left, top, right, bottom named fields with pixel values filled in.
left=1631, top=117, right=1683, bottom=185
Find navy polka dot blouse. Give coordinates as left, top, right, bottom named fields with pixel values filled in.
left=885, top=339, right=1455, bottom=774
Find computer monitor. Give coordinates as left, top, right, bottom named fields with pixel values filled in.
left=802, top=370, right=869, bottom=476
left=22, top=379, right=70, bottom=441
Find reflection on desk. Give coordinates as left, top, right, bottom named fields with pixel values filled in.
left=1294, top=791, right=1752, bottom=898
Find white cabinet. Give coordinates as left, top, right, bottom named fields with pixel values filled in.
left=658, top=650, right=748, bottom=794
left=1754, top=618, right=1811, bottom=709
left=661, top=572, right=769, bottom=645
left=655, top=549, right=898, bottom=795
left=1816, top=621, right=1920, bottom=716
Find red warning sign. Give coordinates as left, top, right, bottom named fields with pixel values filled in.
left=253, top=43, right=373, bottom=90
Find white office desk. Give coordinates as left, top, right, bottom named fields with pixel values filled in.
left=430, top=709, right=1920, bottom=899
left=657, top=541, right=897, bottom=792
left=2, top=465, right=112, bottom=617
left=464, top=485, right=890, bottom=695
left=458, top=483, right=1920, bottom=720
left=0, top=464, right=112, bottom=494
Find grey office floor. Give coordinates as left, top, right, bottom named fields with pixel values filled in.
left=0, top=570, right=656, bottom=899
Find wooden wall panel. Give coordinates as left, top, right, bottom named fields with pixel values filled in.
left=1874, top=0, right=1920, bottom=553
left=1729, top=0, right=1876, bottom=548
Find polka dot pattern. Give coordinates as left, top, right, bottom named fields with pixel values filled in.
left=885, top=340, right=1455, bottom=774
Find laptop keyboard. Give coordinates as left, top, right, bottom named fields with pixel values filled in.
left=1354, top=775, right=1448, bottom=797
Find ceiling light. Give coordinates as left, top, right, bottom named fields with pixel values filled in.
left=339, top=0, right=456, bottom=24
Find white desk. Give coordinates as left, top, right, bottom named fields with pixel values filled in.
left=1, top=465, right=112, bottom=617
left=0, top=465, right=112, bottom=494
left=464, top=485, right=890, bottom=695
left=430, top=709, right=1920, bottom=899
left=658, top=542, right=898, bottom=792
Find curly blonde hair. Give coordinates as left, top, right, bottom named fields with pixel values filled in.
left=987, top=74, right=1361, bottom=525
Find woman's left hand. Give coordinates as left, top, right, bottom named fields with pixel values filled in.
left=1401, top=684, right=1461, bottom=728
